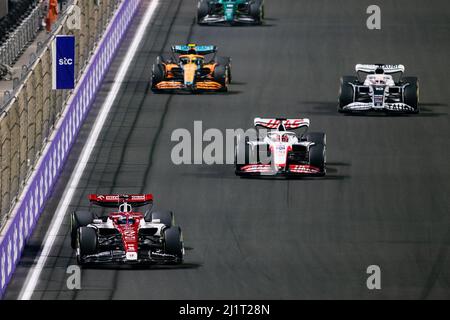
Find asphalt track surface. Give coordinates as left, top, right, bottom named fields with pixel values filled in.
left=4, top=0, right=450, bottom=299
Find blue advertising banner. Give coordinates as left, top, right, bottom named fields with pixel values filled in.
left=52, top=35, right=75, bottom=89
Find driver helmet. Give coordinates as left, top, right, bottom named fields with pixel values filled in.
left=375, top=67, right=385, bottom=74
left=270, top=133, right=279, bottom=142
left=117, top=216, right=135, bottom=225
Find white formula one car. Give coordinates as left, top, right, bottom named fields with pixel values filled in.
left=338, top=64, right=419, bottom=114
left=235, top=118, right=326, bottom=177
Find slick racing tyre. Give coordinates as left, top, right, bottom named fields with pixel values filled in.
left=197, top=0, right=209, bottom=24
left=146, top=210, right=174, bottom=227
left=402, top=76, right=419, bottom=113
left=235, top=135, right=251, bottom=172
left=164, top=227, right=184, bottom=262
left=338, top=76, right=357, bottom=112
left=249, top=0, right=264, bottom=24
left=305, top=132, right=326, bottom=175
left=215, top=56, right=232, bottom=83
left=151, top=56, right=165, bottom=92
left=77, top=227, right=97, bottom=264
left=71, top=211, right=94, bottom=249
left=213, top=64, right=228, bottom=92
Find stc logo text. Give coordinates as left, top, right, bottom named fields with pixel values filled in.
left=59, top=57, right=74, bottom=66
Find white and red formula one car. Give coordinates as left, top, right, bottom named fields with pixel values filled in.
left=70, top=194, right=184, bottom=265
left=235, top=118, right=326, bottom=177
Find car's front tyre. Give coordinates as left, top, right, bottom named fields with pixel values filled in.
left=338, top=76, right=357, bottom=113
left=305, top=132, right=326, bottom=176
left=77, top=227, right=98, bottom=265
left=249, top=0, right=264, bottom=24
left=164, top=227, right=184, bottom=263
left=213, top=64, right=228, bottom=92
left=197, top=0, right=209, bottom=24
left=71, top=211, right=94, bottom=249
left=403, top=76, right=419, bottom=114
left=235, top=135, right=252, bottom=174
left=151, top=57, right=166, bottom=92
left=215, top=56, right=232, bottom=83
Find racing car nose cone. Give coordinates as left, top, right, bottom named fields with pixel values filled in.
left=183, top=64, right=197, bottom=85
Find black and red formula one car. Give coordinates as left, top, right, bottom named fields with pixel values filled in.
left=70, top=194, right=184, bottom=265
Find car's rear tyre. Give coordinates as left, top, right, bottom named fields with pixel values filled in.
left=164, top=227, right=184, bottom=262
left=305, top=132, right=326, bottom=175
left=249, top=0, right=264, bottom=24
left=215, top=56, right=232, bottom=83
left=71, top=211, right=94, bottom=249
left=338, top=76, right=357, bottom=112
left=403, top=76, right=419, bottom=113
left=77, top=227, right=97, bottom=264
left=304, top=132, right=326, bottom=145
left=213, top=64, right=228, bottom=92
left=197, top=0, right=209, bottom=24
left=147, top=210, right=174, bottom=227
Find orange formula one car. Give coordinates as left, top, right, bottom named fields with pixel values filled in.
left=151, top=44, right=231, bottom=93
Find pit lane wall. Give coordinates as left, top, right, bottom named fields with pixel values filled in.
left=0, top=0, right=141, bottom=297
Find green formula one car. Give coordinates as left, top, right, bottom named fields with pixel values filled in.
left=197, top=0, right=264, bottom=25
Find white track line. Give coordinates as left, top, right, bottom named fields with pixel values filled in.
left=18, top=0, right=160, bottom=300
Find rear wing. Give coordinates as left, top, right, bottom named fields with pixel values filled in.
left=355, top=64, right=405, bottom=83
left=171, top=44, right=217, bottom=55
left=89, top=194, right=153, bottom=208
left=355, top=64, right=405, bottom=74
left=254, top=118, right=310, bottom=131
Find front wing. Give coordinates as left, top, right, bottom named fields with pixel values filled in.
left=79, top=249, right=182, bottom=265
left=342, top=102, right=416, bottom=113
left=198, top=14, right=261, bottom=25
left=152, top=80, right=225, bottom=92
left=236, top=164, right=325, bottom=177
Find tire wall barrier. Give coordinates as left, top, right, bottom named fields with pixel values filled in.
left=0, top=0, right=141, bottom=297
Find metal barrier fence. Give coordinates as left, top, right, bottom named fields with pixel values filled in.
left=0, top=0, right=122, bottom=229
left=0, top=0, right=141, bottom=298
left=0, top=1, right=45, bottom=68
